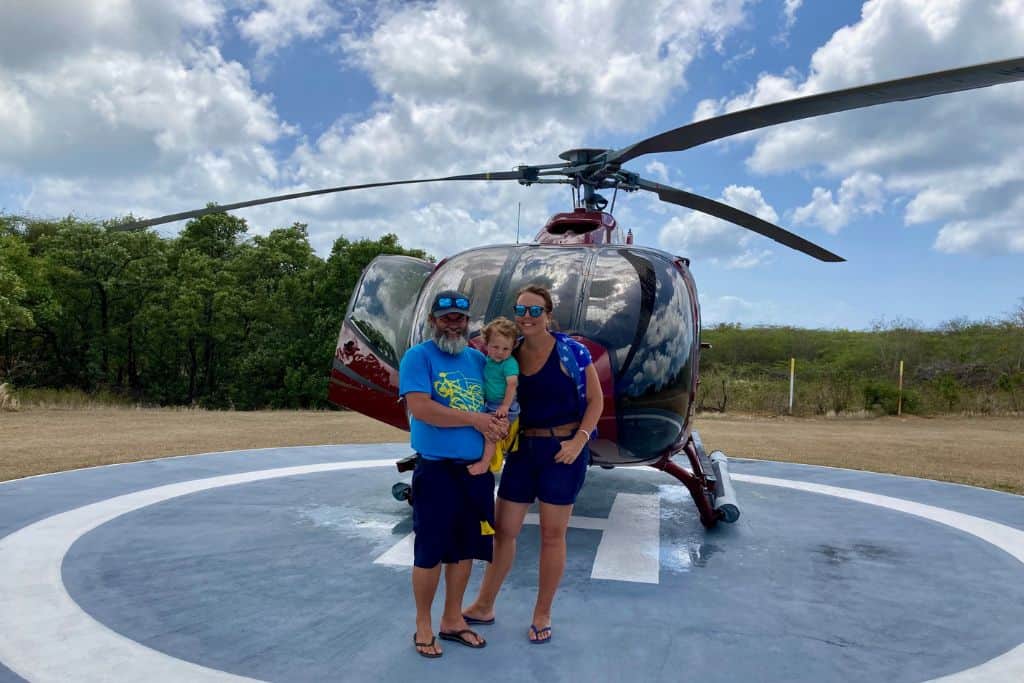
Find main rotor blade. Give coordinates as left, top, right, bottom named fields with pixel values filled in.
left=637, top=178, right=844, bottom=262
left=609, top=56, right=1024, bottom=165
left=121, top=170, right=527, bottom=230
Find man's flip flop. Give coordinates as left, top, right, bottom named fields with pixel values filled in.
left=463, top=614, right=496, bottom=625
left=413, top=634, right=442, bottom=658
left=439, top=628, right=487, bottom=648
left=529, top=624, right=552, bottom=644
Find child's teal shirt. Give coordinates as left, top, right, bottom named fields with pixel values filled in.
left=484, top=356, right=519, bottom=403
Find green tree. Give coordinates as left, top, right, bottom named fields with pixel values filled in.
left=0, top=265, right=33, bottom=335
left=228, top=223, right=326, bottom=408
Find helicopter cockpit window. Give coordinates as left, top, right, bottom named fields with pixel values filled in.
left=497, top=247, right=589, bottom=332
left=348, top=255, right=433, bottom=367
left=410, top=247, right=513, bottom=344
left=580, top=249, right=648, bottom=373
left=625, top=256, right=694, bottom=397
left=613, top=255, right=695, bottom=456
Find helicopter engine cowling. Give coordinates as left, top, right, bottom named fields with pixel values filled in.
left=330, top=243, right=701, bottom=467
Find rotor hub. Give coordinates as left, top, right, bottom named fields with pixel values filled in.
left=558, top=148, right=609, bottom=165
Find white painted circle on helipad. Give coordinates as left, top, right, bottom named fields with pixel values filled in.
left=0, top=453, right=1021, bottom=682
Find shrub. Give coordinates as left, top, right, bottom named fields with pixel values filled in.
left=862, top=380, right=901, bottom=415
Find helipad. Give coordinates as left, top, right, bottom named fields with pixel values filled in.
left=1, top=443, right=1022, bottom=682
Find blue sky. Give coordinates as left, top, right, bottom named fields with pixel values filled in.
left=1, top=0, right=1021, bottom=329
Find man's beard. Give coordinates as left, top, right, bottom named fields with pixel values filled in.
left=433, top=327, right=468, bottom=355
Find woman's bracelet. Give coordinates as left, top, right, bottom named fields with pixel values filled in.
left=577, top=428, right=591, bottom=440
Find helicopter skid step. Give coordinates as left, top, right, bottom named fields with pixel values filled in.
left=689, top=431, right=741, bottom=524
left=710, top=451, right=740, bottom=523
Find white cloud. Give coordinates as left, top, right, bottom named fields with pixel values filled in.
left=236, top=0, right=342, bottom=59
left=934, top=194, right=1024, bottom=254
left=657, top=184, right=778, bottom=267
left=277, top=0, right=755, bottom=255
left=645, top=161, right=671, bottom=184
left=0, top=1, right=223, bottom=70
left=692, top=0, right=1024, bottom=255
left=1, top=0, right=758, bottom=258
left=793, top=171, right=884, bottom=234
left=0, top=2, right=304, bottom=229
left=0, top=45, right=293, bottom=219
left=773, top=0, right=803, bottom=45
left=784, top=0, right=803, bottom=28
left=341, top=0, right=750, bottom=132
left=700, top=294, right=778, bottom=326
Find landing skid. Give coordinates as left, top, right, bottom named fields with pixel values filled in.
left=389, top=433, right=741, bottom=529
left=650, top=431, right=741, bottom=529
left=391, top=454, right=417, bottom=505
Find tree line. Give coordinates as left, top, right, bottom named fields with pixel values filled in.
left=2, top=212, right=1021, bottom=414
left=0, top=213, right=427, bottom=409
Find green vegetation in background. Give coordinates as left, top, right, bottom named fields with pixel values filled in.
left=698, top=315, right=1024, bottom=415
left=0, top=212, right=428, bottom=409
left=3, top=212, right=1021, bottom=415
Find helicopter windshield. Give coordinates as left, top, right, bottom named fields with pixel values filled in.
left=410, top=244, right=697, bottom=463
left=410, top=247, right=515, bottom=342
left=497, top=247, right=588, bottom=331
left=348, top=255, right=434, bottom=367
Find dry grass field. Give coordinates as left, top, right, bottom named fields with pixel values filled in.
left=1, top=408, right=1021, bottom=494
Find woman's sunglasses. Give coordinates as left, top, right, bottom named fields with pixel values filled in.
left=437, top=297, right=470, bottom=310
left=513, top=304, right=546, bottom=318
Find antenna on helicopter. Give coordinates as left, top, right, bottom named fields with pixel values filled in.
left=516, top=202, right=521, bottom=244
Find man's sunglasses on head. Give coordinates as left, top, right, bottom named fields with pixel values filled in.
left=514, top=304, right=545, bottom=318
left=438, top=297, right=470, bottom=310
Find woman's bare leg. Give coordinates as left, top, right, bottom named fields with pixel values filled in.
left=531, top=501, right=572, bottom=640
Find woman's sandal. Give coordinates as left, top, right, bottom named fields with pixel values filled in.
left=439, top=628, right=486, bottom=648
left=528, top=624, right=552, bottom=644
left=413, top=634, right=443, bottom=658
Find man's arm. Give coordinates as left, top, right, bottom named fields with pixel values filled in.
left=405, top=392, right=494, bottom=432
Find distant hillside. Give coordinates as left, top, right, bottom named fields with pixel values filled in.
left=698, top=317, right=1024, bottom=415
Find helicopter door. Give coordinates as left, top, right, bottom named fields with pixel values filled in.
left=328, top=255, right=433, bottom=429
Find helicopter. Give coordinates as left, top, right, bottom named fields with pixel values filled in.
left=126, top=56, right=1024, bottom=528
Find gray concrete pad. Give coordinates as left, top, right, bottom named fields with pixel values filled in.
left=1, top=443, right=1022, bottom=682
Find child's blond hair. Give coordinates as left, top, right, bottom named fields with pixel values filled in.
left=482, top=316, right=518, bottom=343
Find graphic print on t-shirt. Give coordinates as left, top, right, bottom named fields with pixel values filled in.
left=434, top=370, right=483, bottom=412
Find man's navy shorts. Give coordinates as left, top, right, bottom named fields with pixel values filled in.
left=412, top=457, right=495, bottom=568
left=497, top=436, right=589, bottom=506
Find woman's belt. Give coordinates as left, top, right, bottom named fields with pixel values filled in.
left=520, top=422, right=580, bottom=438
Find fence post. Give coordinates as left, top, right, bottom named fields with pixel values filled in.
left=898, top=360, right=904, bottom=416
left=789, top=357, right=795, bottom=414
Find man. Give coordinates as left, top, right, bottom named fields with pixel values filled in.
left=398, top=290, right=506, bottom=658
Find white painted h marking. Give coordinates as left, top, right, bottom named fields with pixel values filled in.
left=374, top=493, right=661, bottom=584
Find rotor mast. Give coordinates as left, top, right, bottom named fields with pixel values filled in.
left=558, top=148, right=616, bottom=211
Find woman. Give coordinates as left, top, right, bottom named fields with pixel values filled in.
left=463, top=284, right=603, bottom=644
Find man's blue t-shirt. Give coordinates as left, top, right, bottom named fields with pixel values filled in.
left=398, top=341, right=486, bottom=461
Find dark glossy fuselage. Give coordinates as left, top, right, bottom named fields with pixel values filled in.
left=329, top=240, right=702, bottom=467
